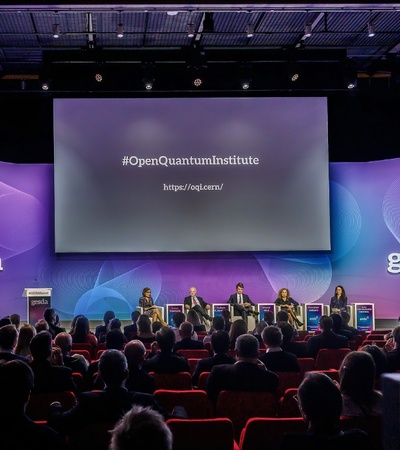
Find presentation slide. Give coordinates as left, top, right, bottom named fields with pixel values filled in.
left=54, top=97, right=330, bottom=252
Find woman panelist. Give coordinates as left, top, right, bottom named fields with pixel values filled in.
left=274, top=288, right=303, bottom=328
left=138, top=287, right=167, bottom=327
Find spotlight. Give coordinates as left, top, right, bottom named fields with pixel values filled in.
left=241, top=79, right=251, bottom=90
left=304, top=24, right=312, bottom=38
left=41, top=81, right=50, bottom=90
left=245, top=24, right=254, bottom=38
left=94, top=72, right=103, bottom=83
left=344, top=65, right=358, bottom=89
left=193, top=77, right=203, bottom=87
left=187, top=23, right=195, bottom=38
left=52, top=23, right=60, bottom=38
left=143, top=78, right=154, bottom=90
left=202, top=12, right=214, bottom=33
left=116, top=23, right=124, bottom=38
left=368, top=22, right=375, bottom=37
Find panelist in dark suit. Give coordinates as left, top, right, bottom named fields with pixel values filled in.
left=306, top=315, right=349, bottom=359
left=206, top=333, right=279, bottom=406
left=227, top=282, right=259, bottom=323
left=184, top=286, right=212, bottom=323
left=330, top=285, right=348, bottom=314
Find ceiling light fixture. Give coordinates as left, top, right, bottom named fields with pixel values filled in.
left=304, top=24, right=312, bottom=38
left=52, top=23, right=60, bottom=38
left=368, top=22, right=375, bottom=37
left=187, top=23, right=195, bottom=38
left=116, top=23, right=124, bottom=38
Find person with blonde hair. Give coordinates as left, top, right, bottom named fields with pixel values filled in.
left=274, top=287, right=303, bottom=328
left=15, top=323, right=36, bottom=360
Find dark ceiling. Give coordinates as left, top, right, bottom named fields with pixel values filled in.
left=1, top=2, right=400, bottom=93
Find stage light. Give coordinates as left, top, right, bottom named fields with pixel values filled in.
left=187, top=23, right=195, bottom=38
left=193, top=77, right=203, bottom=87
left=41, top=81, right=50, bottom=90
left=116, top=23, right=124, bottom=38
left=368, top=22, right=375, bottom=37
left=246, top=24, right=254, bottom=38
left=304, top=24, right=312, bottom=38
left=52, top=23, right=60, bottom=38
left=94, top=72, right=103, bottom=83
left=143, top=78, right=154, bottom=90
left=241, top=79, right=251, bottom=90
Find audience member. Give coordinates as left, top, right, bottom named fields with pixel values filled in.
left=28, top=330, right=77, bottom=393
left=173, top=321, right=205, bottom=351
left=142, top=326, right=190, bottom=374
left=152, top=321, right=163, bottom=334
left=0, top=360, right=66, bottom=449
left=95, top=310, right=115, bottom=341
left=263, top=310, right=275, bottom=326
left=48, top=349, right=180, bottom=436
left=108, top=318, right=128, bottom=343
left=192, top=330, right=236, bottom=387
left=54, top=332, right=89, bottom=378
left=221, top=309, right=233, bottom=333
left=184, top=286, right=212, bottom=324
left=278, top=321, right=309, bottom=358
left=359, top=344, right=389, bottom=381
left=0, top=323, right=30, bottom=362
left=10, top=313, right=21, bottom=330
left=384, top=325, right=400, bottom=372
left=252, top=320, right=268, bottom=343
left=34, top=318, right=49, bottom=333
left=0, top=316, right=12, bottom=327
left=277, top=371, right=371, bottom=450
left=339, top=351, right=383, bottom=417
left=340, top=311, right=360, bottom=337
left=186, top=309, right=207, bottom=333
left=206, top=333, right=279, bottom=406
left=229, top=318, right=248, bottom=349
left=306, top=315, right=349, bottom=359
left=14, top=323, right=36, bottom=360
left=43, top=307, right=65, bottom=339
left=68, top=314, right=85, bottom=334
left=70, top=315, right=98, bottom=355
left=124, top=310, right=141, bottom=341
left=259, top=325, right=300, bottom=372
left=136, top=314, right=156, bottom=344
left=203, top=316, right=225, bottom=346
left=276, top=309, right=299, bottom=337
left=171, top=312, right=187, bottom=342
left=330, top=313, right=354, bottom=341
left=109, top=405, right=173, bottom=450
left=124, top=340, right=156, bottom=394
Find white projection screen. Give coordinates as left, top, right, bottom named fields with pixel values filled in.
left=54, top=97, right=331, bottom=253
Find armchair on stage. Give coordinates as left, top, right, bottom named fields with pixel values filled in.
left=275, top=304, right=304, bottom=330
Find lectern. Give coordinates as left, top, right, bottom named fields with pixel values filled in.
left=22, top=288, right=52, bottom=325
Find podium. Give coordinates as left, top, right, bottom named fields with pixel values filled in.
left=22, top=288, right=52, bottom=326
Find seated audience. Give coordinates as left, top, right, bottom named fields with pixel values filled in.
left=203, top=316, right=225, bottom=346
left=142, top=326, right=190, bottom=374
left=263, top=310, right=275, bottom=326
left=259, top=325, right=300, bottom=372
left=384, top=325, right=400, bottom=372
left=359, top=344, right=388, bottom=382
left=95, top=310, right=115, bottom=341
left=0, top=323, right=30, bottom=362
left=152, top=321, right=163, bottom=334
left=192, top=330, right=236, bottom=387
left=339, top=351, right=383, bottom=417
left=28, top=330, right=77, bottom=393
left=15, top=323, right=36, bottom=360
left=252, top=320, right=268, bottom=343
left=221, top=309, right=233, bottom=333
left=229, top=319, right=248, bottom=349
left=0, top=360, right=66, bottom=449
left=108, top=318, right=128, bottom=343
left=68, top=314, right=84, bottom=334
left=43, top=307, right=65, bottom=339
left=10, top=313, right=21, bottom=330
left=340, top=311, right=360, bottom=337
left=206, top=333, right=279, bottom=406
left=278, top=321, right=309, bottom=358
left=34, top=318, right=49, bottom=333
left=330, top=313, right=354, bottom=341
left=277, top=372, right=372, bottom=450
left=0, top=316, right=12, bottom=327
left=54, top=332, right=89, bottom=378
left=124, top=310, right=141, bottom=341
left=70, top=315, right=98, bottom=355
left=173, top=321, right=205, bottom=352
left=136, top=314, right=156, bottom=344
left=124, top=340, right=156, bottom=394
left=109, top=405, right=173, bottom=450
left=306, top=315, right=349, bottom=359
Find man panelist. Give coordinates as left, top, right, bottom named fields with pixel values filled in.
left=184, top=287, right=212, bottom=324
left=227, top=282, right=259, bottom=323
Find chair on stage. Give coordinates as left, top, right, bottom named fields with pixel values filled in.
left=239, top=417, right=307, bottom=450
left=167, top=418, right=240, bottom=450
left=154, top=389, right=213, bottom=419
left=149, top=372, right=193, bottom=390
left=215, top=390, right=280, bottom=441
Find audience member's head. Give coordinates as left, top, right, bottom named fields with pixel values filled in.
left=131, top=310, right=141, bottom=323
left=172, top=312, right=186, bottom=329
left=34, top=319, right=49, bottom=333
left=262, top=325, right=283, bottom=348
left=211, top=316, right=225, bottom=332
left=340, top=311, right=351, bottom=326
left=98, top=349, right=128, bottom=387
left=54, top=332, right=73, bottom=355
left=319, top=315, right=333, bottom=331
left=72, top=315, right=91, bottom=341
left=109, top=405, right=172, bottom=450
left=330, top=313, right=343, bottom=331
left=179, top=321, right=194, bottom=339
left=297, top=371, right=343, bottom=428
left=235, top=333, right=259, bottom=360
left=263, top=310, right=275, bottom=325
left=103, top=310, right=116, bottom=326
left=359, top=344, right=388, bottom=377
left=156, top=326, right=176, bottom=353
left=137, top=314, right=152, bottom=335
left=0, top=359, right=34, bottom=413
left=211, top=330, right=230, bottom=354
left=106, top=328, right=126, bottom=350
left=339, top=350, right=376, bottom=402
left=108, top=318, right=123, bottom=331
left=69, top=314, right=84, bottom=333
left=278, top=321, right=295, bottom=344
left=152, top=322, right=163, bottom=334
left=254, top=320, right=268, bottom=337
left=43, top=308, right=56, bottom=324
left=275, top=310, right=289, bottom=323
left=15, top=323, right=36, bottom=354
left=0, top=316, right=12, bottom=328
left=0, top=324, right=18, bottom=350
left=124, top=339, right=147, bottom=368
left=229, top=319, right=248, bottom=347
left=29, top=330, right=53, bottom=361
left=221, top=309, right=231, bottom=321
left=10, top=313, right=21, bottom=330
